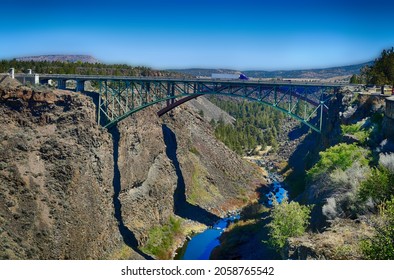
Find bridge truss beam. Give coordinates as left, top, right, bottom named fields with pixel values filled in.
left=96, top=79, right=337, bottom=132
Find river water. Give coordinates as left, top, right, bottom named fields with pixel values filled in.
left=176, top=174, right=287, bottom=260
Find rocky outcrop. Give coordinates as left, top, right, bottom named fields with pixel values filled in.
left=163, top=106, right=264, bottom=213
left=0, top=86, right=121, bottom=259
left=115, top=108, right=178, bottom=245
left=116, top=104, right=265, bottom=246
left=286, top=218, right=374, bottom=260
left=187, top=96, right=235, bottom=125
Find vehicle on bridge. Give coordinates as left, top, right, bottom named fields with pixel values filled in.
left=211, top=73, right=249, bottom=80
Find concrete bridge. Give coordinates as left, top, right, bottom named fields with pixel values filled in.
left=16, top=73, right=345, bottom=132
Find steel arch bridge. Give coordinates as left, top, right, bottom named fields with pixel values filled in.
left=38, top=74, right=340, bottom=133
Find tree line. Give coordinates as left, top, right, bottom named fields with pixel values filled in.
left=0, top=59, right=183, bottom=77
left=208, top=97, right=283, bottom=155
left=350, top=47, right=394, bottom=87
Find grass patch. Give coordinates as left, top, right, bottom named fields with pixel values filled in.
left=107, top=245, right=137, bottom=260
left=187, top=157, right=222, bottom=205
left=141, top=216, right=183, bottom=259
left=189, top=146, right=200, bottom=156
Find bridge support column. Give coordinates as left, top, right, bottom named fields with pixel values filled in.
left=9, top=68, right=15, bottom=79
left=40, top=79, right=49, bottom=86
left=167, top=82, right=175, bottom=106
left=76, top=80, right=85, bottom=92
left=58, top=79, right=66, bottom=90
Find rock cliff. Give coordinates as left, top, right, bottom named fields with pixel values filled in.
left=0, top=84, right=120, bottom=259
left=116, top=103, right=265, bottom=246
left=286, top=219, right=374, bottom=260
left=0, top=79, right=265, bottom=259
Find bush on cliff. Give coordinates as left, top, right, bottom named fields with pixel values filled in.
left=341, top=122, right=372, bottom=145
left=359, top=166, right=394, bottom=205
left=141, top=216, right=182, bottom=259
left=361, top=197, right=394, bottom=259
left=266, top=199, right=311, bottom=252
left=307, top=143, right=370, bottom=182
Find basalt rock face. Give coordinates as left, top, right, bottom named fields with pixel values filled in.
left=116, top=105, right=265, bottom=246
left=0, top=86, right=121, bottom=259
left=116, top=108, right=178, bottom=245
left=0, top=82, right=265, bottom=259
left=162, top=106, right=264, bottom=213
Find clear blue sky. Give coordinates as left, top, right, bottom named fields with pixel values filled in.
left=1, top=0, right=393, bottom=70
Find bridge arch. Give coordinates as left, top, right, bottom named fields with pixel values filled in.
left=156, top=92, right=328, bottom=132
left=95, top=80, right=335, bottom=133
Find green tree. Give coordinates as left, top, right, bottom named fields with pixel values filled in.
left=266, top=199, right=311, bottom=253
left=350, top=74, right=363, bottom=84
left=209, top=98, right=283, bottom=155
left=365, top=47, right=394, bottom=87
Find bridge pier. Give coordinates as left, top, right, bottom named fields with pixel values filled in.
left=167, top=82, right=175, bottom=106
left=58, top=79, right=66, bottom=90
left=40, top=79, right=49, bottom=85
left=76, top=80, right=85, bottom=92
left=9, top=68, right=15, bottom=79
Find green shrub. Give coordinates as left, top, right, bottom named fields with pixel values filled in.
left=361, top=197, right=394, bottom=259
left=266, top=199, right=311, bottom=251
left=341, top=123, right=371, bottom=145
left=307, top=143, right=370, bottom=181
left=359, top=166, right=394, bottom=205
left=141, top=216, right=183, bottom=259
left=341, top=123, right=363, bottom=134
left=189, top=146, right=200, bottom=155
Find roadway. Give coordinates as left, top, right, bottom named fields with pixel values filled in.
left=37, top=74, right=347, bottom=88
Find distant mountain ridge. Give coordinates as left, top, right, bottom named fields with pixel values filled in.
left=170, top=61, right=373, bottom=79
left=13, top=55, right=373, bottom=79
left=15, top=55, right=100, bottom=64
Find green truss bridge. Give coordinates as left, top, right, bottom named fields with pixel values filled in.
left=38, top=74, right=342, bottom=133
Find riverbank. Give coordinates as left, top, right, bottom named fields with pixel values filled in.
left=175, top=214, right=240, bottom=260
left=174, top=168, right=286, bottom=260
left=210, top=214, right=280, bottom=260
left=209, top=174, right=286, bottom=260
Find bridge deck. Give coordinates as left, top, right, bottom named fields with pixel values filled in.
left=25, top=73, right=347, bottom=132
left=37, top=74, right=344, bottom=88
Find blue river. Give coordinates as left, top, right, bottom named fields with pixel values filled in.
left=176, top=175, right=287, bottom=260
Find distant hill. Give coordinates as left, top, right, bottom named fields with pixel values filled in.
left=15, top=55, right=100, bottom=64
left=170, top=61, right=374, bottom=79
